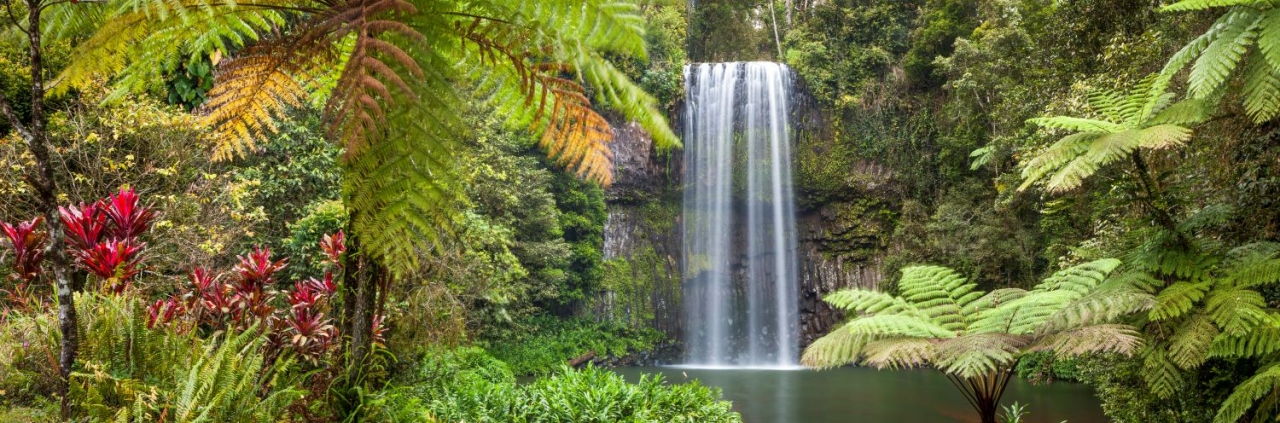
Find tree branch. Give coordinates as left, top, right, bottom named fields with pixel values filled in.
left=0, top=89, right=32, bottom=140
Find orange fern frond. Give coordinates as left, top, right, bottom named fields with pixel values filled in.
left=455, top=16, right=617, bottom=186
left=202, top=44, right=316, bottom=160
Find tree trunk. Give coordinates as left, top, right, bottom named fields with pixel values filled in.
left=0, top=1, right=79, bottom=416
left=337, top=230, right=379, bottom=421
left=947, top=365, right=1017, bottom=423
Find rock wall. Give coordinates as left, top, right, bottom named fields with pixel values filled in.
left=590, top=122, right=684, bottom=340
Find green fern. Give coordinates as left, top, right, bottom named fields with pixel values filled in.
left=1158, top=0, right=1280, bottom=122
left=1020, top=75, right=1209, bottom=193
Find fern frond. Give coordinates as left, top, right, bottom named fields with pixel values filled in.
left=933, top=333, right=1024, bottom=379
left=1030, top=324, right=1142, bottom=357
left=1026, top=116, right=1124, bottom=133
left=801, top=327, right=869, bottom=370
left=842, top=314, right=958, bottom=339
left=1214, top=363, right=1280, bottom=423
left=1017, top=133, right=1100, bottom=192
left=1189, top=8, right=1263, bottom=98
left=1170, top=314, right=1220, bottom=369
left=861, top=337, right=935, bottom=370
left=203, top=44, right=314, bottom=160
left=1242, top=55, right=1280, bottom=122
left=1162, top=0, right=1272, bottom=12
left=1210, top=322, right=1280, bottom=358
left=823, top=289, right=918, bottom=315
left=1206, top=285, right=1270, bottom=336
left=1151, top=281, right=1212, bottom=321
left=1038, top=288, right=1154, bottom=333
left=961, top=288, right=1029, bottom=320
left=897, top=265, right=981, bottom=331
left=1144, top=347, right=1185, bottom=399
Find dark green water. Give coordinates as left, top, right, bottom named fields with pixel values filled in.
left=611, top=366, right=1107, bottom=423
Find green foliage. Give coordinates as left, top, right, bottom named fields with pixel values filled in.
left=903, top=0, right=978, bottom=89
left=486, top=316, right=662, bottom=376
left=0, top=294, right=303, bottom=421
left=783, top=0, right=913, bottom=109
left=1158, top=0, right=1280, bottom=122
left=281, top=199, right=348, bottom=280
left=406, top=348, right=739, bottom=423
left=804, top=259, right=1150, bottom=378
left=1021, top=74, right=1211, bottom=193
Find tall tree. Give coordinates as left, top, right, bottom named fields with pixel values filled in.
left=0, top=0, right=80, bottom=413
left=55, top=0, right=678, bottom=410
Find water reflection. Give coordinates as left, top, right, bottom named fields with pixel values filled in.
left=611, top=366, right=1107, bottom=423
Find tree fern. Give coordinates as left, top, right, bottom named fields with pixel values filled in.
left=1019, top=75, right=1209, bottom=193
left=1158, top=0, right=1280, bottom=122
left=61, top=0, right=678, bottom=278
left=804, top=259, right=1148, bottom=422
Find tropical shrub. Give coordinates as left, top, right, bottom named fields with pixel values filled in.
left=486, top=316, right=663, bottom=376
left=803, top=259, right=1153, bottom=423
left=407, top=348, right=739, bottom=423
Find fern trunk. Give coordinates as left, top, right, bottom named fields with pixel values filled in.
left=337, top=230, right=379, bottom=419
left=947, top=365, right=1017, bottom=423
left=0, top=1, right=80, bottom=416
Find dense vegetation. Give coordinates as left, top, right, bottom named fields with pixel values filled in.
left=3, top=0, right=1280, bottom=421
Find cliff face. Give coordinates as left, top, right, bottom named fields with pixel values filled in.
left=593, top=86, right=899, bottom=354
left=591, top=122, right=684, bottom=340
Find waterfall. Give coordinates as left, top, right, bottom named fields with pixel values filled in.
left=682, top=62, right=799, bottom=367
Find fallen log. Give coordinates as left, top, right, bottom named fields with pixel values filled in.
left=568, top=350, right=597, bottom=368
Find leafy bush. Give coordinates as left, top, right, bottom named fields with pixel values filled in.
left=407, top=348, right=739, bottom=423
left=486, top=316, right=663, bottom=376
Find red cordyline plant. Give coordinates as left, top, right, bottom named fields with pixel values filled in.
left=1, top=217, right=48, bottom=309
left=59, top=188, right=154, bottom=294
left=230, top=247, right=286, bottom=327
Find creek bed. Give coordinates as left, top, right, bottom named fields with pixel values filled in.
left=610, top=366, right=1107, bottom=423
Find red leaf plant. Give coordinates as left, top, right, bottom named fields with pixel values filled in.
left=58, top=201, right=107, bottom=250
left=1, top=217, right=47, bottom=309
left=229, top=247, right=286, bottom=327
left=146, top=297, right=185, bottom=330
left=102, top=188, right=155, bottom=240
left=82, top=239, right=145, bottom=294
left=320, top=230, right=345, bottom=267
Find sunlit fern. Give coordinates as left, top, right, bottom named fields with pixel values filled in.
left=55, top=0, right=678, bottom=274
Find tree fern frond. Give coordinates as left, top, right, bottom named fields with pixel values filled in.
left=897, top=265, right=980, bottom=331
left=203, top=44, right=314, bottom=160
left=1039, top=288, right=1154, bottom=333
left=1242, top=55, right=1280, bottom=121
left=1210, top=322, right=1280, bottom=358
left=1035, top=259, right=1122, bottom=294
left=1162, top=0, right=1272, bottom=12
left=1151, top=281, right=1212, bottom=321
left=1222, top=242, right=1280, bottom=288
left=1018, top=132, right=1100, bottom=191
left=1189, top=8, right=1263, bottom=98
left=824, top=289, right=918, bottom=315
left=961, top=288, right=1029, bottom=320
left=1030, top=324, right=1142, bottom=357
left=1148, top=99, right=1214, bottom=126
left=1214, top=363, right=1280, bottom=423
left=1026, top=116, right=1124, bottom=133
left=801, top=327, right=869, bottom=370
left=1170, top=314, right=1220, bottom=369
left=1144, top=347, right=1185, bottom=399
left=933, top=333, right=1025, bottom=379
left=842, top=314, right=958, bottom=339
left=861, top=337, right=935, bottom=370
left=1206, top=285, right=1270, bottom=336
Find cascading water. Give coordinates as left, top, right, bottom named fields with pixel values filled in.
left=682, top=62, right=799, bottom=367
